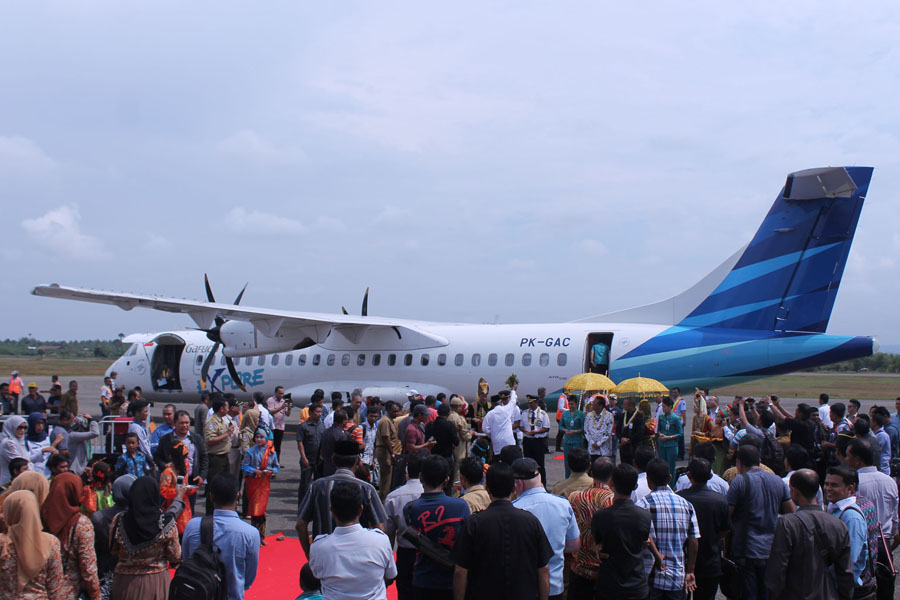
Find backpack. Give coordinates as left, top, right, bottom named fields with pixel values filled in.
left=841, top=500, right=879, bottom=589
left=760, top=430, right=785, bottom=476
left=169, top=516, right=227, bottom=600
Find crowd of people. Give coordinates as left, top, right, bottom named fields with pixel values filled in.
left=2, top=368, right=900, bottom=600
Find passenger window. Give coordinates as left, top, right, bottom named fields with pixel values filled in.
left=271, top=355, right=279, bottom=366
left=505, top=353, right=514, bottom=367
left=471, top=353, right=481, bottom=367
left=327, top=354, right=336, bottom=366
left=245, top=357, right=253, bottom=366
left=299, top=354, right=307, bottom=366
left=522, top=353, right=532, bottom=367
left=341, top=354, right=350, bottom=367
left=258, top=356, right=265, bottom=366
left=557, top=353, right=567, bottom=366
left=454, top=353, right=464, bottom=366
left=388, top=354, right=397, bottom=366
left=285, top=354, right=293, bottom=366
left=437, top=353, right=447, bottom=366
left=312, top=354, right=321, bottom=366
left=488, top=353, right=497, bottom=366
left=220, top=355, right=226, bottom=366
left=539, top=353, right=549, bottom=367
left=404, top=354, right=413, bottom=366
left=196, top=355, right=204, bottom=366
left=372, top=354, right=381, bottom=367
left=357, top=354, right=366, bottom=366
left=420, top=354, right=429, bottom=366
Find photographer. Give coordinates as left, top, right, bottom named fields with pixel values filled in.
left=266, top=386, right=291, bottom=460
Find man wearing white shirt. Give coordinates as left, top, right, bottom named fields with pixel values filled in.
left=818, top=393, right=834, bottom=429
left=674, top=442, right=729, bottom=496
left=482, top=397, right=516, bottom=457
left=309, top=481, right=397, bottom=600
left=781, top=445, right=824, bottom=507
left=631, top=446, right=654, bottom=503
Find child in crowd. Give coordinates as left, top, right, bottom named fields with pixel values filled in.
left=160, top=439, right=195, bottom=534
left=81, top=460, right=113, bottom=514
left=242, top=427, right=279, bottom=544
left=115, top=432, right=153, bottom=477
left=296, top=564, right=322, bottom=600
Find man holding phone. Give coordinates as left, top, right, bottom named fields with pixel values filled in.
left=154, top=410, right=209, bottom=512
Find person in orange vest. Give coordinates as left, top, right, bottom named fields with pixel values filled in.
left=555, top=394, right=569, bottom=452
left=8, top=370, right=23, bottom=414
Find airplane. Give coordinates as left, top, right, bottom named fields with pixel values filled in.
left=32, top=166, right=878, bottom=406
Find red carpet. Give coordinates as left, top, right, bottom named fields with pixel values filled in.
left=245, top=533, right=398, bottom=600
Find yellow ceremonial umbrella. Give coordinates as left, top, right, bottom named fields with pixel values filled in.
left=612, top=375, right=669, bottom=397
left=563, top=372, right=616, bottom=394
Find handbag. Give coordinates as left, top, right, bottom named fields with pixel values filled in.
left=875, top=527, right=898, bottom=579
left=719, top=555, right=743, bottom=600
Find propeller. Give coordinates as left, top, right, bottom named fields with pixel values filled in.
left=341, top=287, right=370, bottom=317
left=199, top=274, right=248, bottom=392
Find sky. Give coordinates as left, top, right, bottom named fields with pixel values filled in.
left=1, top=2, right=899, bottom=345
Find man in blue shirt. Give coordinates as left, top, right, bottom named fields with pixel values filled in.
left=404, top=455, right=470, bottom=599
left=183, top=473, right=260, bottom=600
left=825, top=466, right=875, bottom=596
left=150, top=403, right=176, bottom=454
left=512, top=457, right=580, bottom=599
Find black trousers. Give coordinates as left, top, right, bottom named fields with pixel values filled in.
left=395, top=547, right=416, bottom=600
left=413, top=587, right=452, bottom=600
left=876, top=544, right=895, bottom=600
left=567, top=571, right=595, bottom=600
left=272, top=428, right=284, bottom=460
left=206, top=453, right=230, bottom=515
left=556, top=422, right=564, bottom=451
left=523, top=437, right=547, bottom=486
left=690, top=577, right=719, bottom=600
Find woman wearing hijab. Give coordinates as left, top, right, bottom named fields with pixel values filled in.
left=0, top=416, right=33, bottom=487
left=91, top=474, right=136, bottom=599
left=110, top=476, right=181, bottom=600
left=24, top=412, right=58, bottom=479
left=41, top=472, right=101, bottom=600
left=0, top=470, right=50, bottom=534
left=0, top=490, right=66, bottom=599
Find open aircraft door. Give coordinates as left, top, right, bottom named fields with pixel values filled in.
left=146, top=334, right=185, bottom=392
left=583, top=333, right=614, bottom=376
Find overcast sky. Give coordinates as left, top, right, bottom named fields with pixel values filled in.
left=1, top=2, right=899, bottom=345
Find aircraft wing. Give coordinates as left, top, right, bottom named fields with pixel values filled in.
left=31, top=283, right=448, bottom=347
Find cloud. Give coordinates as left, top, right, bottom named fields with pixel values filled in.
left=0, top=135, right=55, bottom=175
left=374, top=205, right=412, bottom=224
left=573, top=239, right=608, bottom=256
left=313, top=215, right=347, bottom=232
left=224, top=207, right=305, bottom=234
left=143, top=234, right=173, bottom=253
left=21, top=205, right=109, bottom=260
left=216, top=130, right=306, bottom=165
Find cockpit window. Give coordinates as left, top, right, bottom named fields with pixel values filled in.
left=127, top=344, right=138, bottom=356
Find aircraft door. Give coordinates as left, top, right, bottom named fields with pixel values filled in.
left=584, top=333, right=614, bottom=376
left=147, top=334, right=186, bottom=392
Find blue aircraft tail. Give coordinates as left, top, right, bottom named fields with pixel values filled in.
left=676, top=166, right=872, bottom=333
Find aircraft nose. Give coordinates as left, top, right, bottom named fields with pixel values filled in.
left=872, top=337, right=880, bottom=355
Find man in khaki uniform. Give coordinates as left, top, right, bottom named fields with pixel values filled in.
left=204, top=398, right=235, bottom=514
left=449, top=396, right=472, bottom=492
left=60, top=380, right=79, bottom=415
left=375, top=401, right=402, bottom=499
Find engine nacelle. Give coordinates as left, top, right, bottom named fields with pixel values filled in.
left=220, top=320, right=331, bottom=357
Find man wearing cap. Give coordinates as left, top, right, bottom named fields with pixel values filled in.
left=451, top=463, right=552, bottom=600
left=512, top=457, right=581, bottom=600
left=296, top=438, right=387, bottom=559
left=21, top=382, right=47, bottom=415
left=520, top=395, right=551, bottom=486
left=481, top=393, right=517, bottom=461
left=8, top=370, right=22, bottom=413
left=405, top=404, right=436, bottom=454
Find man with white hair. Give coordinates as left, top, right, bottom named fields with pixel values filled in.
left=512, top=457, right=581, bottom=600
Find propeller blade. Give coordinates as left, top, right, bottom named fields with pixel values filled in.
left=233, top=283, right=248, bottom=306
left=225, top=355, right=246, bottom=392
left=200, top=343, right=220, bottom=389
left=204, top=274, right=216, bottom=303
left=341, top=306, right=349, bottom=315
left=361, top=287, right=369, bottom=317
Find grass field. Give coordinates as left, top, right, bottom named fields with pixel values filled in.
left=713, top=373, right=900, bottom=401
left=0, top=357, right=111, bottom=377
